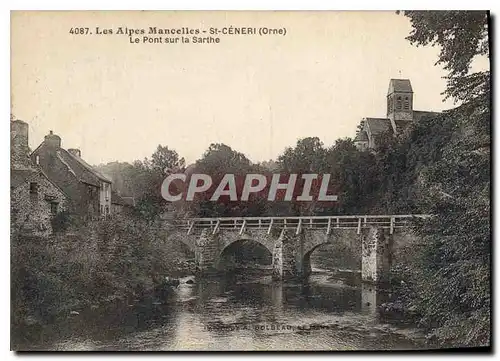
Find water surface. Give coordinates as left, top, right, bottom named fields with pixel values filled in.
left=15, top=268, right=427, bottom=351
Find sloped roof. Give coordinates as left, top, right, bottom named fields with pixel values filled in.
left=11, top=168, right=69, bottom=198
left=354, top=131, right=369, bottom=142
left=111, top=191, right=135, bottom=207
left=365, top=118, right=392, bottom=135
left=56, top=149, right=112, bottom=186
left=388, top=79, right=413, bottom=94
left=11, top=169, right=38, bottom=188
left=413, top=110, right=440, bottom=122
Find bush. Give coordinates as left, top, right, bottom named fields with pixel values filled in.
left=11, top=214, right=192, bottom=330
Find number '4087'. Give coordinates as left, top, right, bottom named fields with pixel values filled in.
left=69, top=27, right=90, bottom=35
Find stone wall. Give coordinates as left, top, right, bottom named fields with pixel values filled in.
left=194, top=230, right=220, bottom=273
left=11, top=172, right=67, bottom=237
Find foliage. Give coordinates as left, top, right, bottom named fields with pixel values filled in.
left=188, top=143, right=269, bottom=217
left=393, top=10, right=491, bottom=346
left=50, top=210, right=72, bottom=234
left=150, top=145, right=185, bottom=174
left=96, top=145, right=185, bottom=220
left=11, top=215, right=191, bottom=328
left=401, top=10, right=490, bottom=104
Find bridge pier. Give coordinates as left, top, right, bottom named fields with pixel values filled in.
left=361, top=226, right=392, bottom=284
left=272, top=229, right=306, bottom=280
left=194, top=230, right=220, bottom=274
left=271, top=233, right=283, bottom=280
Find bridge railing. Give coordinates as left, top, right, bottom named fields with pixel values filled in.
left=168, top=215, right=430, bottom=235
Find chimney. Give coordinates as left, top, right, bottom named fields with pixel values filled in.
left=68, top=148, right=81, bottom=158
left=11, top=119, right=30, bottom=169
left=44, top=130, right=61, bottom=148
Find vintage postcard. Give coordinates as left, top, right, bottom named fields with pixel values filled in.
left=10, top=10, right=491, bottom=351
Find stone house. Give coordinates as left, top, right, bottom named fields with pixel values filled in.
left=10, top=119, right=68, bottom=236
left=354, top=79, right=440, bottom=150
left=11, top=169, right=68, bottom=237
left=31, top=130, right=113, bottom=219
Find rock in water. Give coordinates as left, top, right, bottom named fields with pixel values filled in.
left=164, top=277, right=180, bottom=288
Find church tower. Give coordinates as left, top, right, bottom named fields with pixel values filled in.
left=387, top=79, right=413, bottom=135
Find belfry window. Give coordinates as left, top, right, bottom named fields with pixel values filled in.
left=404, top=96, right=410, bottom=110
left=396, top=96, right=402, bottom=110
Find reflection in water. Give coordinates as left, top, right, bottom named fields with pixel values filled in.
left=13, top=249, right=428, bottom=353
left=13, top=271, right=428, bottom=351
left=361, top=283, right=389, bottom=321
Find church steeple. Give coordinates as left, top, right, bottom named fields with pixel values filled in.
left=387, top=79, right=413, bottom=134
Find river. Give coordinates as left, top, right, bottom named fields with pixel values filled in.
left=14, top=264, right=429, bottom=351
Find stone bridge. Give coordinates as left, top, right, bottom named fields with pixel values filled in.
left=167, top=215, right=428, bottom=283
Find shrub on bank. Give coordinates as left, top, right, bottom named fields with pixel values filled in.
left=11, top=215, right=192, bottom=328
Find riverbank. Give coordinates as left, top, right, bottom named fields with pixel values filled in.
left=11, top=216, right=195, bottom=345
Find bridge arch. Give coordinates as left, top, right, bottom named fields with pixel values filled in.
left=303, top=243, right=329, bottom=271
left=302, top=229, right=332, bottom=257
left=216, top=237, right=273, bottom=271
left=213, top=231, right=276, bottom=271
left=301, top=232, right=333, bottom=277
left=299, top=229, right=360, bottom=278
left=218, top=231, right=276, bottom=256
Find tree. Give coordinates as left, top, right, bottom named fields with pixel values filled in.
left=397, top=10, right=491, bottom=347
left=278, top=137, right=327, bottom=173
left=150, top=145, right=185, bottom=174
left=401, top=11, right=490, bottom=104
left=96, top=146, right=186, bottom=221
left=180, top=143, right=267, bottom=217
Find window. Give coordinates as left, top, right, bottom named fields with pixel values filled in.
left=396, top=96, right=402, bottom=110
left=50, top=202, right=58, bottom=215
left=104, top=183, right=110, bottom=200
left=29, top=182, right=38, bottom=194
left=105, top=206, right=109, bottom=215
left=404, top=96, right=410, bottom=110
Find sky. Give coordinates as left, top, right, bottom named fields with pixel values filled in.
left=11, top=11, right=489, bottom=166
